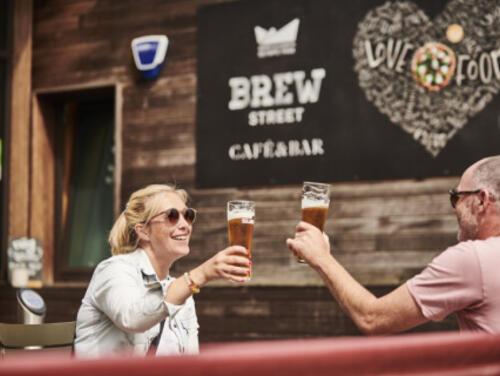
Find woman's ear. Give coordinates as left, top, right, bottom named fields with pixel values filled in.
left=134, top=223, right=150, bottom=243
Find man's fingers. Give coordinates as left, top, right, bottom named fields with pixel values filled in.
left=286, top=238, right=300, bottom=253
left=294, top=231, right=308, bottom=239
left=287, top=238, right=303, bottom=259
left=295, top=221, right=316, bottom=232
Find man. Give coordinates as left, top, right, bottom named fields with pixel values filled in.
left=287, top=156, right=500, bottom=334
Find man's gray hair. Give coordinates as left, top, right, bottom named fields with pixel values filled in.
left=472, top=155, right=500, bottom=202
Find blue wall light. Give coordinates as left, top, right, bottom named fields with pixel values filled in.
left=131, top=35, right=169, bottom=79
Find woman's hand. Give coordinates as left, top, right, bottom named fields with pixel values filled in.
left=166, top=247, right=250, bottom=305
left=190, top=246, right=251, bottom=285
left=286, top=221, right=331, bottom=267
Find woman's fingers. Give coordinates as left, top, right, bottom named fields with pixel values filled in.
left=219, top=257, right=251, bottom=277
left=222, top=265, right=250, bottom=277
left=224, top=245, right=249, bottom=256
left=207, top=246, right=252, bottom=283
left=225, top=255, right=251, bottom=266
left=220, top=270, right=248, bottom=283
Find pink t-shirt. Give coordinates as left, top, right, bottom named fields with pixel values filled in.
left=407, top=236, right=500, bottom=332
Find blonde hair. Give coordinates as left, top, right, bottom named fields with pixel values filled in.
left=108, top=184, right=188, bottom=255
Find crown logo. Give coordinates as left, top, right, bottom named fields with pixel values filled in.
left=254, top=18, right=300, bottom=58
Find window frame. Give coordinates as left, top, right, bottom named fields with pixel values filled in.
left=32, top=83, right=122, bottom=283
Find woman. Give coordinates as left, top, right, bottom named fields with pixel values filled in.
left=74, top=184, right=250, bottom=357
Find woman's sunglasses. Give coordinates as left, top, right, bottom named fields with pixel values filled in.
left=148, top=207, right=197, bottom=225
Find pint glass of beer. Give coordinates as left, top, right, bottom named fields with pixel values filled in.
left=227, top=200, right=255, bottom=280
left=298, top=181, right=330, bottom=263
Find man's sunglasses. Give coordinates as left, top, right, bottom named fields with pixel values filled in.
left=448, top=189, right=481, bottom=209
left=148, top=207, right=197, bottom=225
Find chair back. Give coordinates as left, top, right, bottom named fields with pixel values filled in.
left=0, top=321, right=76, bottom=357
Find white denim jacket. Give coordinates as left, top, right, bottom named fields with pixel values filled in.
left=74, top=249, right=199, bottom=357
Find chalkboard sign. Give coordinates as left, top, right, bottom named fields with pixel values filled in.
left=196, top=0, right=500, bottom=188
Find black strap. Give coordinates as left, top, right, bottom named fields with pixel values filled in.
left=148, top=319, right=165, bottom=355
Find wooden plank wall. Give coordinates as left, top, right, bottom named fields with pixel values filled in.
left=0, top=285, right=457, bottom=340
left=2, top=0, right=460, bottom=338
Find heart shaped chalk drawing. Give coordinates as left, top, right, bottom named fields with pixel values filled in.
left=353, top=0, right=500, bottom=156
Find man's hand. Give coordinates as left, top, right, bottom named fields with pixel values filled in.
left=287, top=222, right=427, bottom=335
left=286, top=221, right=331, bottom=267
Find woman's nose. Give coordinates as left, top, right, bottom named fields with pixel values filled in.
left=177, top=213, right=190, bottom=229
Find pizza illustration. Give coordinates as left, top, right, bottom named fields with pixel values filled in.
left=411, top=42, right=457, bottom=92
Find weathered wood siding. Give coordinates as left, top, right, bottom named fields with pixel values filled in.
left=2, top=0, right=461, bottom=338
left=178, top=179, right=458, bottom=287
left=0, top=285, right=458, bottom=340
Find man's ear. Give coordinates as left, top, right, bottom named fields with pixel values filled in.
left=478, top=190, right=490, bottom=211
left=134, top=223, right=150, bottom=242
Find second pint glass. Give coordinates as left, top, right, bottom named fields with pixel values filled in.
left=227, top=200, right=255, bottom=280
left=298, top=182, right=330, bottom=263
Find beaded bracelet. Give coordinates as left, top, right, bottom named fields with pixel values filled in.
left=183, top=272, right=200, bottom=294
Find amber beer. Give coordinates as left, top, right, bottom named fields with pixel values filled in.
left=301, top=201, right=329, bottom=231
left=227, top=200, right=255, bottom=280
left=298, top=182, right=330, bottom=263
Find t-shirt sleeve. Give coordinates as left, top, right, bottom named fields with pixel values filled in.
left=406, top=242, right=483, bottom=321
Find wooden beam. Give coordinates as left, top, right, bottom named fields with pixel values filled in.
left=8, top=0, right=32, bottom=239
left=114, top=83, right=123, bottom=216
left=30, top=96, right=55, bottom=285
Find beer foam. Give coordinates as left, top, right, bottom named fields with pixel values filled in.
left=227, top=209, right=255, bottom=221
left=301, top=197, right=329, bottom=209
